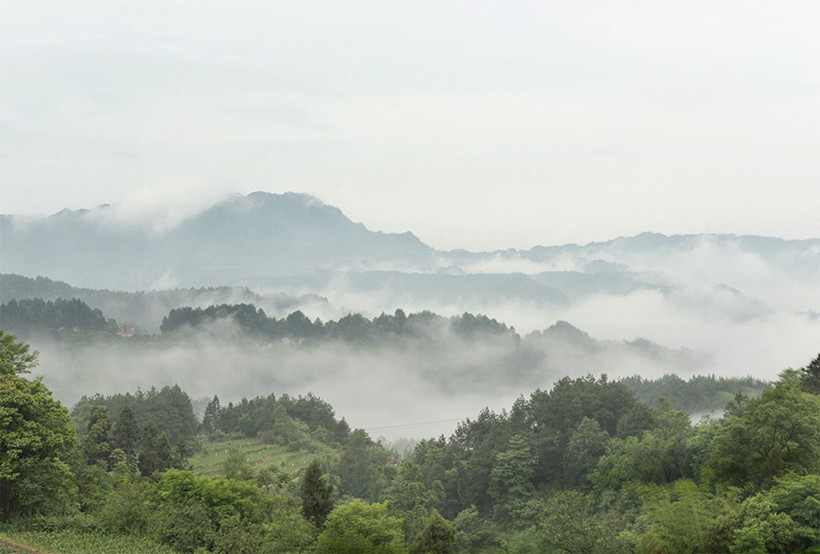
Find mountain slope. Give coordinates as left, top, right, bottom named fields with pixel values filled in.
left=1, top=192, right=433, bottom=289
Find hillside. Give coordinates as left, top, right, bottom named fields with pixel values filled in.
left=0, top=192, right=433, bottom=290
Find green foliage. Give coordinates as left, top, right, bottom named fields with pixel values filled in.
left=635, top=480, right=709, bottom=554
left=0, top=527, right=179, bottom=553
left=222, top=447, right=253, bottom=481
left=410, top=509, right=455, bottom=554
left=261, top=495, right=318, bottom=552
left=0, top=330, right=39, bottom=375
left=213, top=391, right=350, bottom=447
left=452, top=505, right=500, bottom=552
left=333, top=429, right=394, bottom=501
left=728, top=472, right=820, bottom=553
left=300, top=459, right=334, bottom=527
left=567, top=417, right=610, bottom=487
left=138, top=425, right=172, bottom=476
left=443, top=407, right=512, bottom=516
left=160, top=304, right=515, bottom=348
left=0, top=335, right=76, bottom=519
left=385, top=461, right=444, bottom=546
left=202, top=395, right=221, bottom=435
left=83, top=405, right=111, bottom=466
left=110, top=406, right=139, bottom=462
left=623, top=373, right=768, bottom=414
left=530, top=375, right=636, bottom=486
left=147, top=469, right=272, bottom=552
left=800, top=353, right=820, bottom=395
left=2, top=351, right=819, bottom=553
left=317, top=499, right=403, bottom=553
left=592, top=400, right=693, bottom=491
left=706, top=377, right=820, bottom=489
left=96, top=474, right=150, bottom=535
left=70, top=458, right=111, bottom=513
left=538, top=491, right=627, bottom=554
left=0, top=298, right=117, bottom=337
left=72, top=384, right=199, bottom=451
left=148, top=496, right=215, bottom=552
left=488, top=434, right=535, bottom=523
left=731, top=494, right=798, bottom=554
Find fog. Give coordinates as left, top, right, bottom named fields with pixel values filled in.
left=7, top=230, right=818, bottom=441
left=257, top=236, right=819, bottom=382
left=27, top=310, right=706, bottom=441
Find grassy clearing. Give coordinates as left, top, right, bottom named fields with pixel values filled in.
left=190, top=436, right=336, bottom=478
left=0, top=529, right=178, bottom=554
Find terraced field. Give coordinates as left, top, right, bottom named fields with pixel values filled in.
left=190, top=436, right=337, bottom=478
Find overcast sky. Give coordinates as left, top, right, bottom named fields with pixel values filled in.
left=2, top=1, right=818, bottom=251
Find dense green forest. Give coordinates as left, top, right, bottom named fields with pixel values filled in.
left=1, top=329, right=819, bottom=553
left=0, top=274, right=327, bottom=334
left=0, top=298, right=119, bottom=336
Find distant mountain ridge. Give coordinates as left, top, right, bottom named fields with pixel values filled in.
left=1, top=192, right=433, bottom=290
left=2, top=192, right=818, bottom=310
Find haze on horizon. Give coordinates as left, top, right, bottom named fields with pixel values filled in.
left=2, top=1, right=819, bottom=251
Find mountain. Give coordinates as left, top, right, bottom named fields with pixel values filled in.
left=0, top=192, right=433, bottom=290
left=2, top=192, right=818, bottom=332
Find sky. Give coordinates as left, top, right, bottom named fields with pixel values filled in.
left=2, top=1, right=819, bottom=251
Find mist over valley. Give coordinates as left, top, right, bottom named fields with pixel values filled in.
left=2, top=192, right=818, bottom=439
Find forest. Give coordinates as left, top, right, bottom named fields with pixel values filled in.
left=1, top=327, right=819, bottom=553
left=0, top=297, right=764, bottom=416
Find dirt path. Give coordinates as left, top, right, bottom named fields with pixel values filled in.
left=0, top=536, right=42, bottom=554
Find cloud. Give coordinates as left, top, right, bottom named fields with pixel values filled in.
left=83, top=180, right=231, bottom=234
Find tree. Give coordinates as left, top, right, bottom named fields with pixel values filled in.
left=538, top=491, right=627, bottom=554
left=317, top=500, right=403, bottom=553
left=636, top=480, right=709, bottom=554
left=800, top=353, right=820, bottom=395
left=0, top=330, right=38, bottom=375
left=262, top=496, right=318, bottom=552
left=300, top=459, right=334, bottom=527
left=385, top=461, right=444, bottom=546
left=111, top=405, right=139, bottom=462
left=488, top=434, right=535, bottom=523
left=452, top=505, right=499, bottom=552
left=138, top=425, right=172, bottom=476
left=0, top=333, right=76, bottom=518
left=202, top=395, right=222, bottom=435
left=410, top=509, right=455, bottom=554
left=83, top=405, right=111, bottom=466
left=333, top=429, right=392, bottom=501
left=707, top=376, right=820, bottom=489
left=223, top=447, right=253, bottom=481
left=567, top=417, right=610, bottom=487
left=148, top=469, right=272, bottom=553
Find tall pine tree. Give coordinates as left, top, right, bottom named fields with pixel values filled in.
left=300, top=460, right=334, bottom=527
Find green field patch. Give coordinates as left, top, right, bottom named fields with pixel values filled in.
left=0, top=529, right=178, bottom=554
left=190, top=436, right=335, bottom=478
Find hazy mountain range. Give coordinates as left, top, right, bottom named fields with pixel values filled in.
left=2, top=191, right=818, bottom=435
left=3, top=191, right=817, bottom=317
left=2, top=191, right=818, bottom=384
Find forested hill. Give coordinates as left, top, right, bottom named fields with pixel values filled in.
left=0, top=273, right=329, bottom=332
left=1, top=330, right=818, bottom=553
